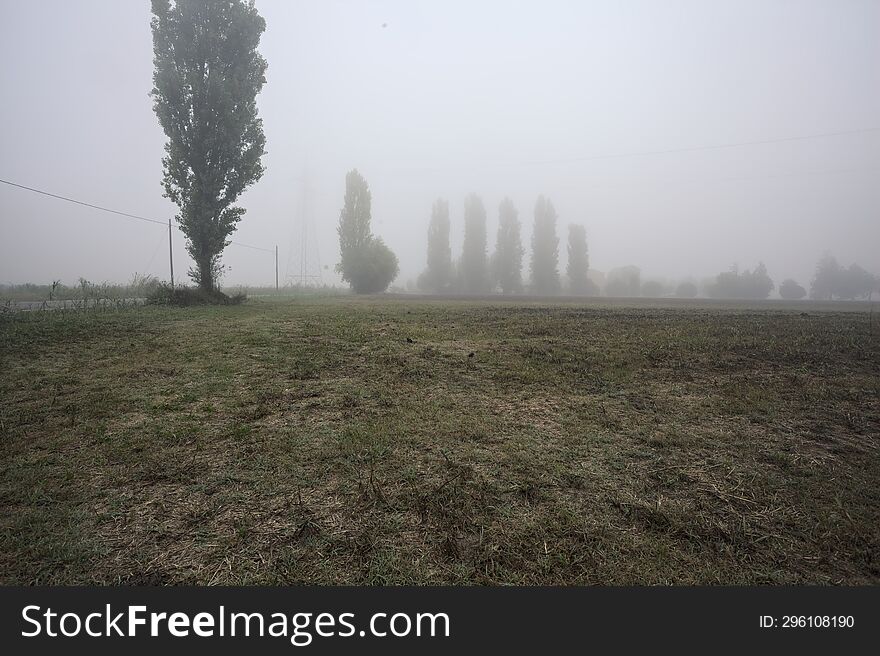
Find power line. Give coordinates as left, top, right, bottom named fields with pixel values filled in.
left=0, top=178, right=166, bottom=226
left=226, top=239, right=273, bottom=253
left=694, top=163, right=880, bottom=186
left=0, top=177, right=275, bottom=253
left=524, top=127, right=880, bottom=166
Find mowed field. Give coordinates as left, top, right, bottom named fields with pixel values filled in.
left=1, top=296, right=878, bottom=584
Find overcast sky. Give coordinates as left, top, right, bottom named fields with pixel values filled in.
left=1, top=0, right=878, bottom=290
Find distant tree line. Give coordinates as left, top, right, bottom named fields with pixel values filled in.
left=809, top=253, right=876, bottom=300
left=413, top=204, right=877, bottom=301
left=418, top=194, right=596, bottom=296
left=700, top=255, right=877, bottom=301
left=333, top=175, right=877, bottom=301
left=705, top=263, right=775, bottom=299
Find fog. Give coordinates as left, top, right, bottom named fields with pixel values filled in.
left=1, top=0, right=878, bottom=290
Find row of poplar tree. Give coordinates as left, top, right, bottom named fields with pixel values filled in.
left=418, top=195, right=597, bottom=296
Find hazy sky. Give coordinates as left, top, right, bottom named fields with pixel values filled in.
left=1, top=0, right=878, bottom=289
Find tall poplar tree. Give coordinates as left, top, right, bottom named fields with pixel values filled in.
left=151, top=0, right=268, bottom=291
left=461, top=194, right=489, bottom=294
left=566, top=224, right=591, bottom=295
left=419, top=199, right=452, bottom=292
left=492, top=198, right=523, bottom=294
left=530, top=195, right=560, bottom=294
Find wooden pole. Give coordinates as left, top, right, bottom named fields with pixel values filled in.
left=168, top=219, right=174, bottom=289
left=275, top=245, right=279, bottom=290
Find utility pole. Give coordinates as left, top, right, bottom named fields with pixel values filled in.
left=168, top=218, right=174, bottom=289
left=275, top=245, right=279, bottom=290
left=300, top=174, right=308, bottom=285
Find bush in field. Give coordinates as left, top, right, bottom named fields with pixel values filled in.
left=147, top=284, right=245, bottom=306
left=343, top=238, right=399, bottom=294
left=779, top=279, right=806, bottom=300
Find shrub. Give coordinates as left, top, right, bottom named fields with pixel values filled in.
left=146, top=283, right=246, bottom=307
left=345, top=238, right=399, bottom=294
left=779, top=279, right=806, bottom=300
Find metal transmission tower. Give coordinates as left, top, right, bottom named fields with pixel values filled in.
left=285, top=167, right=324, bottom=287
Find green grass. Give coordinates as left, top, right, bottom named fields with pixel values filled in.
left=1, top=297, right=878, bottom=584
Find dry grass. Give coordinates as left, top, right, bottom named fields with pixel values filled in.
left=1, top=296, right=878, bottom=584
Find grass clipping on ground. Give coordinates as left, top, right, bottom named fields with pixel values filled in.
left=0, top=297, right=877, bottom=584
